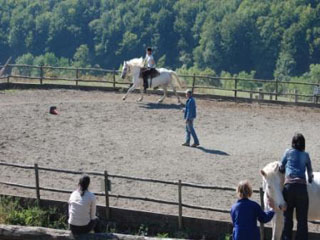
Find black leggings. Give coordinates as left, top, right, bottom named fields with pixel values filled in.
left=281, top=183, right=309, bottom=240
left=70, top=218, right=102, bottom=235
left=143, top=68, right=156, bottom=88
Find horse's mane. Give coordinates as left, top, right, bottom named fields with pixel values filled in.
left=262, top=161, right=280, bottom=177
left=126, top=57, right=144, bottom=68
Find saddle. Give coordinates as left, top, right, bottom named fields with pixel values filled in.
left=140, top=68, right=160, bottom=88
left=139, top=67, right=160, bottom=79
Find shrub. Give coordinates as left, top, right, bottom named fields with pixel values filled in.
left=0, top=196, right=67, bottom=229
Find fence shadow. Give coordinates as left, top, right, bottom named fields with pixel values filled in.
left=196, top=146, right=229, bottom=156
left=139, top=102, right=183, bottom=110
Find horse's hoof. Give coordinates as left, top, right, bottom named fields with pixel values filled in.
left=137, top=98, right=143, bottom=102
left=122, top=97, right=126, bottom=101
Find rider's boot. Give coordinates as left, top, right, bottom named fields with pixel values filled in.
left=143, top=76, right=148, bottom=93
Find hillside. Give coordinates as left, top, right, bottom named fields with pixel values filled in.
left=0, top=0, right=320, bottom=79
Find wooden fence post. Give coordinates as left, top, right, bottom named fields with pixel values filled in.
left=34, top=163, right=41, bottom=206
left=178, top=180, right=183, bottom=230
left=275, top=78, right=278, bottom=101
left=76, top=68, right=79, bottom=86
left=7, top=75, right=10, bottom=84
left=40, top=65, right=43, bottom=85
left=234, top=77, right=238, bottom=100
left=191, top=74, right=196, bottom=94
left=258, top=88, right=264, bottom=100
left=113, top=69, right=116, bottom=90
left=294, top=89, right=298, bottom=103
left=104, top=171, right=110, bottom=220
left=259, top=187, right=265, bottom=240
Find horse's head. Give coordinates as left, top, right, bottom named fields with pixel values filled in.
left=120, top=58, right=144, bottom=80
left=120, top=61, right=130, bottom=79
left=260, top=161, right=286, bottom=211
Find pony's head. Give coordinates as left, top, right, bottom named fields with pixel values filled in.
left=260, top=161, right=286, bottom=211
left=120, top=58, right=144, bottom=79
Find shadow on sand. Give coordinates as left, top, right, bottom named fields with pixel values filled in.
left=139, top=102, right=183, bottom=110
left=196, top=146, right=229, bottom=156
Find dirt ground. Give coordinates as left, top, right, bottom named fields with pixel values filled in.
left=1, top=89, right=320, bottom=231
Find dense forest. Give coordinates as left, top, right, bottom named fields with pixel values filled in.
left=0, top=0, right=320, bottom=81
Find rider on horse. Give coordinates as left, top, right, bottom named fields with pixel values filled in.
left=142, top=47, right=158, bottom=93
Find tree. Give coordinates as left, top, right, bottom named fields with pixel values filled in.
left=73, top=44, right=90, bottom=68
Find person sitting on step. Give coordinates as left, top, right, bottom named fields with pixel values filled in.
left=68, top=175, right=102, bottom=235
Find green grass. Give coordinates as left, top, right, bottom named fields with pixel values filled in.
left=224, top=234, right=232, bottom=240
left=0, top=196, right=234, bottom=239
left=0, top=196, right=67, bottom=229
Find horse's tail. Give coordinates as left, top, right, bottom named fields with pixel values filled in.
left=170, top=71, right=183, bottom=89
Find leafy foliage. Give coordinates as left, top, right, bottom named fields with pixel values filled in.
left=0, top=196, right=67, bottom=230
left=0, top=0, right=320, bottom=81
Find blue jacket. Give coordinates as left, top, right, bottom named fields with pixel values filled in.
left=231, top=198, right=274, bottom=240
left=184, top=97, right=196, bottom=120
left=279, top=148, right=313, bottom=181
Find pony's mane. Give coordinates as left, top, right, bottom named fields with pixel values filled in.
left=126, top=57, right=144, bottom=67
left=262, top=161, right=280, bottom=176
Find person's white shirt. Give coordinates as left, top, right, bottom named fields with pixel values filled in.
left=68, top=190, right=97, bottom=226
left=145, top=54, right=155, bottom=68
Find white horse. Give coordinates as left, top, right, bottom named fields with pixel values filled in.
left=120, top=58, right=182, bottom=103
left=260, top=161, right=320, bottom=240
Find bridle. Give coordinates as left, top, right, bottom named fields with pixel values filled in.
left=263, top=180, right=275, bottom=208
left=264, top=182, right=285, bottom=211
left=121, top=64, right=131, bottom=79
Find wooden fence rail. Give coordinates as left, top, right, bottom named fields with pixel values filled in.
left=1, top=64, right=320, bottom=105
left=1, top=161, right=320, bottom=238
left=0, top=161, right=264, bottom=233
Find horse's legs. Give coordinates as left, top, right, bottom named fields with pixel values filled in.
left=170, top=81, right=181, bottom=104
left=123, top=84, right=136, bottom=100
left=137, top=83, right=144, bottom=102
left=158, top=86, right=167, bottom=103
left=272, top=212, right=284, bottom=240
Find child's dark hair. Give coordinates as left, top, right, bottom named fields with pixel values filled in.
left=79, top=175, right=90, bottom=196
left=292, top=133, right=305, bottom=151
left=147, top=47, right=152, bottom=52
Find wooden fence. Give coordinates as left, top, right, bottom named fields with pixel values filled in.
left=1, top=64, right=320, bottom=104
left=0, top=161, right=266, bottom=238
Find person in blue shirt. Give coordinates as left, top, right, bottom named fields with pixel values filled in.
left=231, top=180, right=275, bottom=240
left=279, top=133, right=313, bottom=240
left=182, top=89, right=199, bottom=147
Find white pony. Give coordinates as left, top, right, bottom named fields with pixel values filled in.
left=120, top=58, right=182, bottom=103
left=260, top=161, right=320, bottom=240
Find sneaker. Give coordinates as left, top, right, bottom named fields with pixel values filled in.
left=182, top=142, right=190, bottom=147
left=191, top=143, right=199, bottom=148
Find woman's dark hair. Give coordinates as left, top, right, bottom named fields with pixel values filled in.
left=292, top=133, right=305, bottom=151
left=79, top=175, right=90, bottom=196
